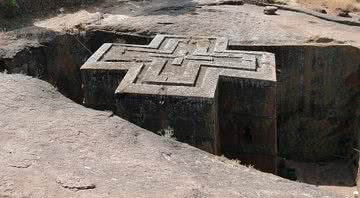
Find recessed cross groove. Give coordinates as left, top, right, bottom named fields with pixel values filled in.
left=81, top=34, right=277, bottom=173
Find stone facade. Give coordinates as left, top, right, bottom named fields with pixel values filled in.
left=81, top=35, right=277, bottom=173
left=230, top=44, right=360, bottom=163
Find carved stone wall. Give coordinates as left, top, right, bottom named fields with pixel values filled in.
left=230, top=44, right=360, bottom=162
left=81, top=35, right=277, bottom=173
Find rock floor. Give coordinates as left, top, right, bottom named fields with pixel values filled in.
left=1, top=0, right=360, bottom=197
left=0, top=73, right=339, bottom=197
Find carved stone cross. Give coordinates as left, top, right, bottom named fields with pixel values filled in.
left=81, top=34, right=277, bottom=173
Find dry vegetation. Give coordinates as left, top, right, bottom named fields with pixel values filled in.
left=274, top=0, right=360, bottom=11
left=297, top=0, right=360, bottom=11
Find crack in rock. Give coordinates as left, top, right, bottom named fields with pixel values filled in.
left=56, top=173, right=96, bottom=191
left=200, top=0, right=244, bottom=6
left=9, top=162, right=32, bottom=169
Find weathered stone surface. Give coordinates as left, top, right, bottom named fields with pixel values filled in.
left=1, top=0, right=360, bottom=196
left=81, top=34, right=277, bottom=173
left=264, top=6, right=278, bottom=15
left=0, top=73, right=337, bottom=198
left=230, top=44, right=360, bottom=163
left=313, top=7, right=327, bottom=14
left=217, top=0, right=244, bottom=5
left=56, top=173, right=96, bottom=191
left=0, top=0, right=98, bottom=17
left=336, top=8, right=351, bottom=18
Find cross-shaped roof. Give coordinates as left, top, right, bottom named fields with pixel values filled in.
left=81, top=34, right=276, bottom=98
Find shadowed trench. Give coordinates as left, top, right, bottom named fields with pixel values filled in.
left=0, top=30, right=359, bottom=188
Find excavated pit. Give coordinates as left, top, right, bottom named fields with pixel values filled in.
left=0, top=31, right=359, bottom=188
left=231, top=44, right=360, bottom=186
left=0, top=31, right=153, bottom=103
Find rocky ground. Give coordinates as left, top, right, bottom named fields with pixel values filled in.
left=0, top=73, right=338, bottom=197
left=1, top=0, right=360, bottom=55
left=1, top=0, right=360, bottom=197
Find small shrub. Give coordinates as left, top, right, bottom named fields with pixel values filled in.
left=247, top=164, right=255, bottom=169
left=215, top=155, right=242, bottom=168
left=157, top=126, right=176, bottom=141
left=297, top=0, right=360, bottom=11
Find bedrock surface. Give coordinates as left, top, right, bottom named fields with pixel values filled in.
left=0, top=73, right=337, bottom=197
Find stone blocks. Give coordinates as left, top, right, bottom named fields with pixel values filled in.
left=81, top=35, right=277, bottom=173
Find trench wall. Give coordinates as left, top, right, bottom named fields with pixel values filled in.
left=231, top=44, right=360, bottom=163
left=116, top=94, right=218, bottom=153
left=1, top=32, right=359, bottom=176
left=0, top=31, right=152, bottom=103
left=218, top=76, right=277, bottom=173
left=0, top=0, right=98, bottom=18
